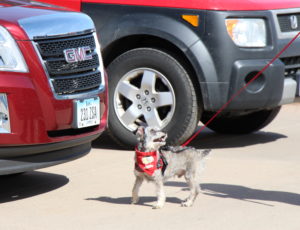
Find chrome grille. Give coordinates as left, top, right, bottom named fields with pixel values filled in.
left=52, top=72, right=101, bottom=94
left=46, top=54, right=99, bottom=75
left=35, top=33, right=102, bottom=96
left=37, top=34, right=96, bottom=57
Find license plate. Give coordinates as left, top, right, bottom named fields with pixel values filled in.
left=73, top=97, right=100, bottom=128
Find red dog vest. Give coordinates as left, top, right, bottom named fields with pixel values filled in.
left=135, top=148, right=163, bottom=176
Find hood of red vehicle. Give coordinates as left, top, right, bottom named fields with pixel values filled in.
left=0, top=0, right=29, bottom=8
left=0, top=0, right=68, bottom=40
left=0, top=0, right=61, bottom=9
left=0, top=0, right=65, bottom=23
left=0, top=0, right=94, bottom=41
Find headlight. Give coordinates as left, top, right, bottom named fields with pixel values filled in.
left=0, top=26, right=28, bottom=72
left=225, top=19, right=267, bottom=47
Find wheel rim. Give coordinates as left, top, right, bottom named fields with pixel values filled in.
left=114, top=68, right=176, bottom=131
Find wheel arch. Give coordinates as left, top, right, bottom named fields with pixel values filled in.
left=100, top=13, right=221, bottom=112
left=102, top=36, right=204, bottom=113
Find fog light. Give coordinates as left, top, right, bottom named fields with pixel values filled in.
left=245, top=72, right=266, bottom=93
left=0, top=94, right=11, bottom=133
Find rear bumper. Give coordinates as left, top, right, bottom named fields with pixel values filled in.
left=0, top=133, right=99, bottom=175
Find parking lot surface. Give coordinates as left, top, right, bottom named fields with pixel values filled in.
left=1, top=101, right=300, bottom=230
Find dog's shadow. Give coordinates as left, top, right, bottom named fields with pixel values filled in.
left=86, top=196, right=182, bottom=207
left=86, top=182, right=300, bottom=207
left=166, top=182, right=300, bottom=206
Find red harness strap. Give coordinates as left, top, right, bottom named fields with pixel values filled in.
left=135, top=148, right=163, bottom=176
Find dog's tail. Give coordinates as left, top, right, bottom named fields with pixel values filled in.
left=197, top=149, right=211, bottom=175
left=201, top=149, right=211, bottom=158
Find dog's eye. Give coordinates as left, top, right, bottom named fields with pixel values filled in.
left=150, top=129, right=156, bottom=135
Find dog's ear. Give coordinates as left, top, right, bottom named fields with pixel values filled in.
left=135, top=126, right=145, bottom=139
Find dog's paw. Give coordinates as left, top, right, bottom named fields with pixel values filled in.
left=181, top=200, right=194, bottom=207
left=152, top=203, right=164, bottom=209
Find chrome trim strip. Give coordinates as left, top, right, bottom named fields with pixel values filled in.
left=32, top=32, right=106, bottom=100
left=18, top=12, right=95, bottom=40
left=272, top=8, right=300, bottom=39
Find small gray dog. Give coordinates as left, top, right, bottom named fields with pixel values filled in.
left=132, top=126, right=211, bottom=209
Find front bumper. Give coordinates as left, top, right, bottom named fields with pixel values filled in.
left=0, top=134, right=99, bottom=175
left=198, top=56, right=297, bottom=111
left=0, top=70, right=107, bottom=145
left=0, top=70, right=107, bottom=174
left=226, top=59, right=296, bottom=110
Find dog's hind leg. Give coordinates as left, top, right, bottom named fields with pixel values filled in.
left=152, top=180, right=166, bottom=209
left=131, top=176, right=143, bottom=204
left=182, top=174, right=200, bottom=207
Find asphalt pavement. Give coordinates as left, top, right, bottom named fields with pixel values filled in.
left=1, top=101, right=300, bottom=230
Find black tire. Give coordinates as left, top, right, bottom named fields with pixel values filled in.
left=107, top=48, right=199, bottom=147
left=201, top=107, right=281, bottom=134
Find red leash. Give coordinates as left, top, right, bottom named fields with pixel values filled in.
left=182, top=32, right=300, bottom=147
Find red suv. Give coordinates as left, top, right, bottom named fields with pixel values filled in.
left=0, top=0, right=108, bottom=175
left=44, top=0, right=300, bottom=146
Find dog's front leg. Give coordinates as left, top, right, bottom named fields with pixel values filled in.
left=153, top=180, right=165, bottom=209
left=131, top=176, right=143, bottom=204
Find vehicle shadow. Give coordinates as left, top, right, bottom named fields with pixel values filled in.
left=187, top=128, right=287, bottom=149
left=86, top=196, right=182, bottom=207
left=93, top=127, right=287, bottom=150
left=0, top=171, right=69, bottom=204
left=165, top=182, right=300, bottom=206
left=92, top=132, right=125, bottom=150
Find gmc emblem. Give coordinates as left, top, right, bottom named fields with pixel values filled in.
left=63, top=46, right=93, bottom=63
